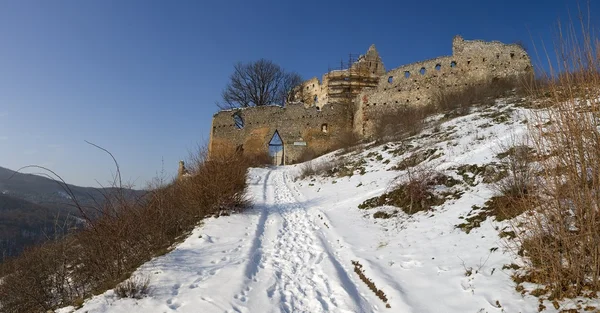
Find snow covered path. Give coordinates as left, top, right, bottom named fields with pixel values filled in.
left=64, top=167, right=400, bottom=313
left=236, top=169, right=376, bottom=313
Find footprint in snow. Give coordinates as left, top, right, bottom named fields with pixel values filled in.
left=166, top=298, right=181, bottom=310
left=400, top=260, right=423, bottom=269
left=437, top=265, right=450, bottom=274
left=172, top=284, right=180, bottom=296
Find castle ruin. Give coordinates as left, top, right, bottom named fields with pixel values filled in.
left=209, top=35, right=532, bottom=165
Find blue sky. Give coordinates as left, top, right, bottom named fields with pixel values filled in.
left=0, top=0, right=595, bottom=187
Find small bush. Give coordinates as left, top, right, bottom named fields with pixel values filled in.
left=115, top=276, right=150, bottom=299
left=373, top=211, right=393, bottom=219
left=359, top=168, right=450, bottom=214
left=298, top=159, right=346, bottom=179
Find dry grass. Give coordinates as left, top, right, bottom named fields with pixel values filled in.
left=0, top=146, right=251, bottom=312
left=434, top=76, right=525, bottom=117
left=372, top=76, right=524, bottom=144
left=373, top=104, right=432, bottom=142
left=504, top=9, right=600, bottom=300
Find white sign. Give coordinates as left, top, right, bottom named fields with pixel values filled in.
left=293, top=141, right=307, bottom=146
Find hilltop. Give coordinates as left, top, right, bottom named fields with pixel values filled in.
left=58, top=96, right=588, bottom=313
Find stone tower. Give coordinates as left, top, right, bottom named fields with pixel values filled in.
left=353, top=44, right=386, bottom=76
left=177, top=160, right=188, bottom=179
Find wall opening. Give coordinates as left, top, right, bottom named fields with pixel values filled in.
left=419, top=67, right=426, bottom=75
left=435, top=64, right=441, bottom=71
left=450, top=61, right=457, bottom=68
left=233, top=112, right=244, bottom=129
left=268, top=130, right=284, bottom=166
left=321, top=123, right=328, bottom=133
left=510, top=52, right=515, bottom=59
left=314, top=95, right=318, bottom=105
left=388, top=76, right=393, bottom=83
left=496, top=53, right=500, bottom=59
left=404, top=71, right=410, bottom=78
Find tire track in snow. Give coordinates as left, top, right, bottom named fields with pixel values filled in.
left=282, top=171, right=415, bottom=312
left=243, top=170, right=272, bottom=280
left=233, top=169, right=370, bottom=313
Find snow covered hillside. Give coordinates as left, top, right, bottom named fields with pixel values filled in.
left=59, top=100, right=582, bottom=313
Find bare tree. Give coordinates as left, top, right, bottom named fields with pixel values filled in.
left=279, top=72, right=303, bottom=105
left=217, top=59, right=302, bottom=109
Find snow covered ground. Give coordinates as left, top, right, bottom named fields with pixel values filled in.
left=60, top=100, right=585, bottom=313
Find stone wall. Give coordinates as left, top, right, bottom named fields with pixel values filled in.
left=355, top=35, right=532, bottom=136
left=209, top=35, right=532, bottom=162
left=209, top=103, right=352, bottom=164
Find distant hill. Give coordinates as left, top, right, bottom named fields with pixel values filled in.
left=0, top=166, right=145, bottom=215
left=0, top=193, right=71, bottom=259
left=0, top=166, right=145, bottom=260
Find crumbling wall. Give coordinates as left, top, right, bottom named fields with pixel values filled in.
left=209, top=36, right=533, bottom=162
left=210, top=103, right=352, bottom=164
left=294, top=45, right=385, bottom=109
left=356, top=35, right=532, bottom=136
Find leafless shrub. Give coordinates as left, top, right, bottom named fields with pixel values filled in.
left=115, top=276, right=150, bottom=299
left=298, top=159, right=345, bottom=180
left=359, top=166, right=450, bottom=215
left=434, top=76, right=523, bottom=117
left=373, top=104, right=430, bottom=142
left=507, top=9, right=600, bottom=300
left=0, top=144, right=251, bottom=312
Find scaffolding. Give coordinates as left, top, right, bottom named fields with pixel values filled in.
left=326, top=53, right=379, bottom=105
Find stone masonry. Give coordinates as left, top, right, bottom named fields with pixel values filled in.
left=209, top=35, right=532, bottom=164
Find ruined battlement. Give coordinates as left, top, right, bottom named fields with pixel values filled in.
left=293, top=44, right=384, bottom=109
left=355, top=35, right=531, bottom=136
left=209, top=36, right=532, bottom=164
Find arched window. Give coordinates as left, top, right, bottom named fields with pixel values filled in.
left=435, top=64, right=441, bottom=71
left=388, top=76, right=393, bottom=83
left=419, top=67, right=426, bottom=75
left=233, top=113, right=244, bottom=129
left=404, top=71, right=411, bottom=78
left=450, top=61, right=457, bottom=68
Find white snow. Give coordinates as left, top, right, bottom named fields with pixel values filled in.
left=61, top=100, right=594, bottom=313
